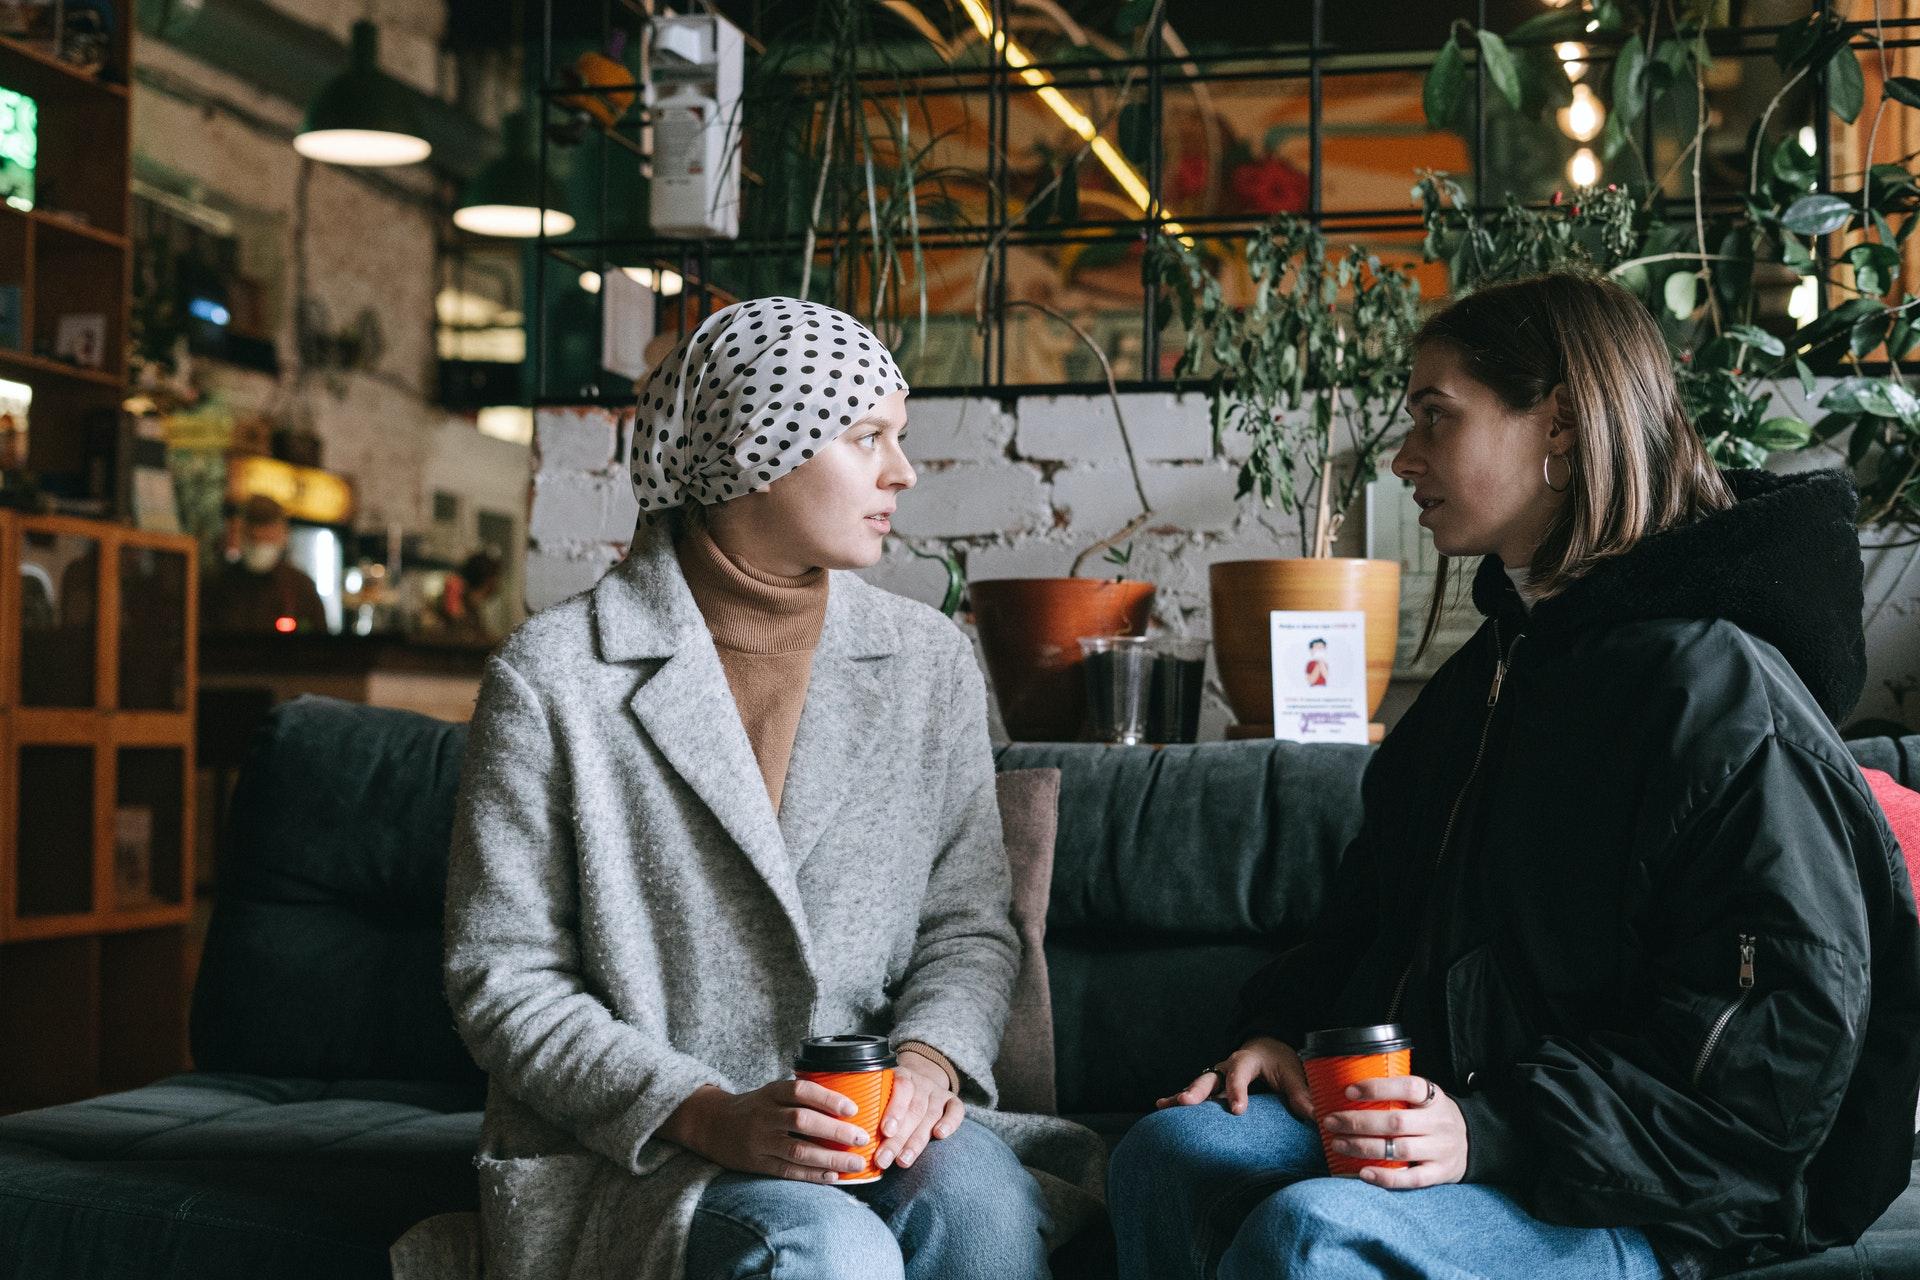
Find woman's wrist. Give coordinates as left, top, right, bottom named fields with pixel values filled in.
left=661, top=1084, right=728, bottom=1156
left=898, top=1043, right=959, bottom=1093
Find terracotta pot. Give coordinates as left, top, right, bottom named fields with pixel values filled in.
left=970, top=578, right=1155, bottom=742
left=1209, top=558, right=1402, bottom=727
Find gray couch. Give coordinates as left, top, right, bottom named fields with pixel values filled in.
left=0, top=696, right=1916, bottom=1278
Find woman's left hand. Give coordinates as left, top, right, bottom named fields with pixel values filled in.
left=1321, top=1075, right=1469, bottom=1188
left=875, top=1049, right=964, bottom=1170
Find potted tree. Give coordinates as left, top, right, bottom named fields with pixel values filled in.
left=966, top=300, right=1157, bottom=741
left=1416, top=5, right=1920, bottom=728
left=1148, top=218, right=1421, bottom=735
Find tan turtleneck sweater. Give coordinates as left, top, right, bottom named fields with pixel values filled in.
left=676, top=525, right=828, bottom=814
left=673, top=525, right=964, bottom=1096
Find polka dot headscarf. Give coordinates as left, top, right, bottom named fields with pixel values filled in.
left=629, top=296, right=909, bottom=511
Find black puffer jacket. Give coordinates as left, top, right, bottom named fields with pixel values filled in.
left=1236, top=468, right=1920, bottom=1270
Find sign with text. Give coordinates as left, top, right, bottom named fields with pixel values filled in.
left=1270, top=610, right=1370, bottom=744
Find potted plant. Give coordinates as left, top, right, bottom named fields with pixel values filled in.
left=1417, top=5, right=1920, bottom=725
left=1147, top=217, right=1421, bottom=734
left=965, top=300, right=1158, bottom=741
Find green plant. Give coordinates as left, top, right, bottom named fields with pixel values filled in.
left=1420, top=2, right=1920, bottom=537
left=1147, top=216, right=1422, bottom=558
left=735, top=0, right=976, bottom=355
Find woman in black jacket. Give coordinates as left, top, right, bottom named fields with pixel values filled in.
left=1109, top=271, right=1920, bottom=1279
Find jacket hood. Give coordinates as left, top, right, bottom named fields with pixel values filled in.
left=1472, top=468, right=1866, bottom=723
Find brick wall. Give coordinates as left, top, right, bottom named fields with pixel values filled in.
left=531, top=391, right=1400, bottom=741
left=526, top=386, right=1920, bottom=740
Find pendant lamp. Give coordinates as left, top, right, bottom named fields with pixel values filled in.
left=293, top=20, right=432, bottom=167
left=454, top=108, right=575, bottom=237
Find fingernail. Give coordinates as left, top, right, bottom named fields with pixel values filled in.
left=841, top=1102, right=857, bottom=1116
left=900, top=1152, right=914, bottom=1166
left=1346, top=1086, right=1360, bottom=1100
left=853, top=1131, right=869, bottom=1146
left=876, top=1151, right=893, bottom=1169
left=825, top=1172, right=839, bottom=1182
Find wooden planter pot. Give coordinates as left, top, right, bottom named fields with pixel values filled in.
left=969, top=578, right=1155, bottom=742
left=1209, top=558, right=1401, bottom=734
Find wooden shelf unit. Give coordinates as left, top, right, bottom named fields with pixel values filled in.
left=0, top=5, right=134, bottom=493
left=1, top=512, right=198, bottom=1111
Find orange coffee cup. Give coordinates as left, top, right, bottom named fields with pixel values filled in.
left=1299, top=1023, right=1415, bottom=1177
left=793, top=1034, right=897, bottom=1184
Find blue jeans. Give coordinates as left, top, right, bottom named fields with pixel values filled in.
left=683, top=1117, right=1052, bottom=1280
left=1109, top=1095, right=1664, bottom=1280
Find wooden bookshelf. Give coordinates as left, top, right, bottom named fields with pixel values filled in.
left=0, top=513, right=197, bottom=1111
left=0, top=3, right=133, bottom=496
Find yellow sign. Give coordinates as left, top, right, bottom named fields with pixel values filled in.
left=226, top=455, right=355, bottom=525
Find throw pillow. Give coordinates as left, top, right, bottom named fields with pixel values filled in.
left=1863, top=768, right=1920, bottom=904
left=993, top=768, right=1061, bottom=1116
left=1859, top=768, right=1920, bottom=1133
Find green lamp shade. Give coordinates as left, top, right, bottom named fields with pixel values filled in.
left=293, top=21, right=431, bottom=167
left=453, top=110, right=574, bottom=238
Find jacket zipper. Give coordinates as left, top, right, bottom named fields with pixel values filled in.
left=1386, top=621, right=1522, bottom=1021
left=1690, top=933, right=1757, bottom=1086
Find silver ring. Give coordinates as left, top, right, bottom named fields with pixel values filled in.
left=1383, top=1137, right=1398, bottom=1160
left=1421, top=1079, right=1437, bottom=1106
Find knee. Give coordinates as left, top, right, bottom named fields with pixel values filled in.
left=799, top=1193, right=907, bottom=1280
left=1109, top=1105, right=1212, bottom=1201
left=702, top=1187, right=903, bottom=1280
left=1218, top=1180, right=1366, bottom=1280
left=893, top=1125, right=1048, bottom=1278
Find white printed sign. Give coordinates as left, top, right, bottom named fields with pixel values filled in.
left=1270, top=610, right=1370, bottom=744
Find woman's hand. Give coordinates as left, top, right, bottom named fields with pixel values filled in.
left=1157, top=1036, right=1315, bottom=1120
left=1321, top=1075, right=1469, bottom=1188
left=662, top=1081, right=874, bottom=1184
left=874, top=1048, right=964, bottom=1171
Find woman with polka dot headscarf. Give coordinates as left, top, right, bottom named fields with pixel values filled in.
left=447, top=298, right=1100, bottom=1280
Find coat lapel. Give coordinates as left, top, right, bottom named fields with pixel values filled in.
left=594, top=535, right=810, bottom=949
left=777, top=573, right=899, bottom=868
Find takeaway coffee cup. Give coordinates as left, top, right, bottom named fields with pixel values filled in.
left=793, top=1034, right=897, bottom=1184
left=1299, top=1023, right=1415, bottom=1177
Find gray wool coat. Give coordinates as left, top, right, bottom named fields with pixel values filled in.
left=442, top=531, right=1103, bottom=1280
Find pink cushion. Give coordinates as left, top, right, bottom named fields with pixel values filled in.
left=992, top=768, right=1060, bottom=1115
left=1862, top=768, right=1920, bottom=907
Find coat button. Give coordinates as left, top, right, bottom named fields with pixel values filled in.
left=1465, top=1071, right=1478, bottom=1089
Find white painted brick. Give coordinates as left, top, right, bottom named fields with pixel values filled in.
left=536, top=407, right=621, bottom=475
left=524, top=546, right=618, bottom=613
left=964, top=537, right=1077, bottom=582
left=530, top=473, right=615, bottom=544
left=1053, top=462, right=1242, bottom=536
left=1017, top=391, right=1214, bottom=463
left=907, top=396, right=1013, bottom=462
left=857, top=550, right=959, bottom=611
left=1204, top=524, right=1307, bottom=567
left=606, top=476, right=641, bottom=544
left=895, top=463, right=1050, bottom=538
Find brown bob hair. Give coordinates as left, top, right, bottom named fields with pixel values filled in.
left=1410, top=270, right=1733, bottom=660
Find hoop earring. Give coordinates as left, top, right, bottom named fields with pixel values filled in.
left=1544, top=453, right=1572, bottom=493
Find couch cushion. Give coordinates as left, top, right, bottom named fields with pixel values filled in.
left=190, top=696, right=483, bottom=1099
left=0, top=1074, right=480, bottom=1280
left=993, top=768, right=1061, bottom=1116
left=1049, top=941, right=1277, bottom=1115
left=996, top=740, right=1369, bottom=939
left=1848, top=734, right=1920, bottom=790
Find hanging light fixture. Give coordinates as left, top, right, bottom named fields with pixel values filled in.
left=454, top=108, right=575, bottom=238
left=293, top=20, right=432, bottom=167
left=1556, top=83, right=1605, bottom=144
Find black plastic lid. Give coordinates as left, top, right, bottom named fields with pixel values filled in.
left=794, top=1034, right=897, bottom=1073
left=1299, top=1023, right=1413, bottom=1059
